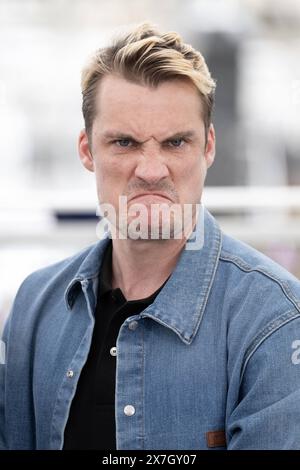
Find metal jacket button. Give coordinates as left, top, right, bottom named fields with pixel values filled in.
left=124, top=405, right=135, bottom=416
left=128, top=321, right=138, bottom=331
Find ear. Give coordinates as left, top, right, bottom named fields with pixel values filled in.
left=204, top=124, right=216, bottom=169
left=78, top=129, right=94, bottom=172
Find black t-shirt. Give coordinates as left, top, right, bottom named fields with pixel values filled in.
left=63, top=242, right=166, bottom=450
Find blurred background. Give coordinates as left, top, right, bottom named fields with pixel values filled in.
left=1, top=0, right=300, bottom=332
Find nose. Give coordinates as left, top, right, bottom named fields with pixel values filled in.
left=134, top=142, right=169, bottom=184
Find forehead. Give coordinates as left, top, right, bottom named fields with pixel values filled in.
left=93, top=75, right=204, bottom=140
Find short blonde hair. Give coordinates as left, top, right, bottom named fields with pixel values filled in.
left=81, top=22, right=216, bottom=139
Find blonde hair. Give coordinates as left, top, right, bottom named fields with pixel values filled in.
left=81, top=22, right=216, bottom=139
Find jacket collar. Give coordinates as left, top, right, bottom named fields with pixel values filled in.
left=64, top=237, right=111, bottom=310
left=141, top=206, right=222, bottom=344
left=64, top=206, right=222, bottom=345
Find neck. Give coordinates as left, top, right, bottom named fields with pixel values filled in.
left=111, top=237, right=187, bottom=300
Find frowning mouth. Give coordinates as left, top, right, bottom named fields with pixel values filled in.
left=129, top=192, right=173, bottom=203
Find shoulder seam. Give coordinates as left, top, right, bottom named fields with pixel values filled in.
left=240, top=309, right=300, bottom=384
left=220, top=251, right=300, bottom=314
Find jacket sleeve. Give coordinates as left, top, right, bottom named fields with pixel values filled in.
left=227, top=314, right=300, bottom=449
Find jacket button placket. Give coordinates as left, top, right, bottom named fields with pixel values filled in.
left=115, top=317, right=145, bottom=450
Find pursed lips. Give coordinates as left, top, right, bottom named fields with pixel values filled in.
left=128, top=192, right=173, bottom=203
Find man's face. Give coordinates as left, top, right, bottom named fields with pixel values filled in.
left=79, top=74, right=215, bottom=239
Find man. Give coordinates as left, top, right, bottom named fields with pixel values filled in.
left=1, top=22, right=300, bottom=451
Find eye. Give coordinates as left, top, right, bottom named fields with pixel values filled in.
left=168, top=138, right=185, bottom=148
left=115, top=138, right=132, bottom=147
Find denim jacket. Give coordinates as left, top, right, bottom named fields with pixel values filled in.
left=1, top=208, right=300, bottom=450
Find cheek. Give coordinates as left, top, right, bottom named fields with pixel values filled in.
left=94, top=158, right=130, bottom=202
left=178, top=153, right=205, bottom=182
left=176, top=155, right=206, bottom=200
left=97, top=155, right=132, bottom=179
left=93, top=160, right=112, bottom=202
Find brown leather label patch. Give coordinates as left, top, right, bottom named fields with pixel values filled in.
left=206, top=430, right=226, bottom=448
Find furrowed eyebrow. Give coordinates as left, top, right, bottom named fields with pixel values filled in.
left=102, top=132, right=141, bottom=142
left=162, top=131, right=196, bottom=142
left=101, top=130, right=196, bottom=142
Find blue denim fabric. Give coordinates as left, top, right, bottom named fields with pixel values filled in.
left=1, top=208, right=300, bottom=450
